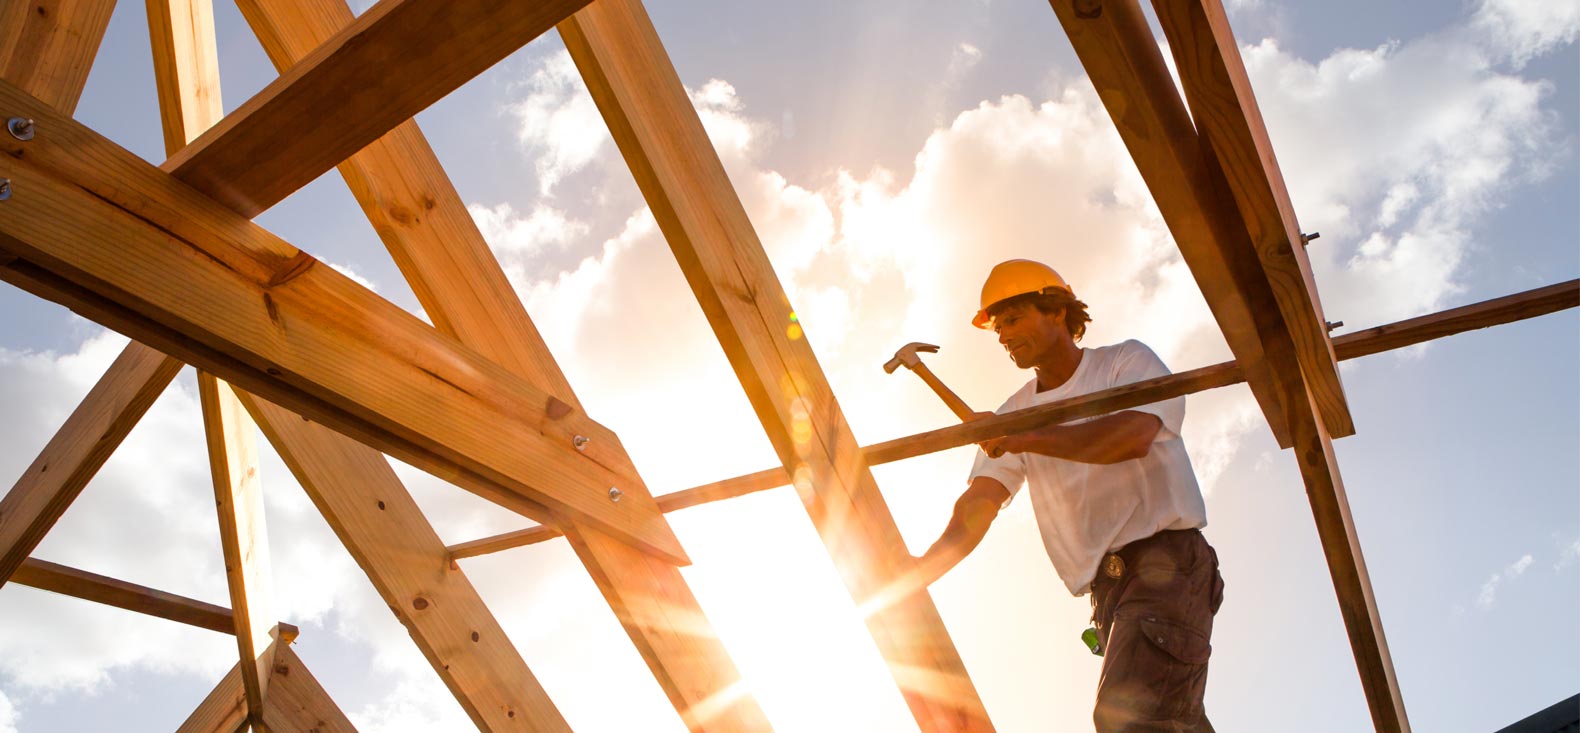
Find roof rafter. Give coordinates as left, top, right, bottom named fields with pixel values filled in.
left=562, top=2, right=994, bottom=729
left=165, top=0, right=595, bottom=217
left=0, top=78, right=687, bottom=564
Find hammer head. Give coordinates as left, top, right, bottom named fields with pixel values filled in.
left=883, top=342, right=941, bottom=373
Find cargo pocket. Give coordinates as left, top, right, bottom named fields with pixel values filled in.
left=1138, top=616, right=1211, bottom=664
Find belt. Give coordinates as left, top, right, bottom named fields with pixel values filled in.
left=1097, top=528, right=1202, bottom=583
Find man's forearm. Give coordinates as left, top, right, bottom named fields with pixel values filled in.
left=1004, top=411, right=1161, bottom=464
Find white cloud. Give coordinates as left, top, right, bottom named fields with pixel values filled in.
left=0, top=689, right=17, bottom=733
left=1471, top=0, right=1580, bottom=68
left=1245, top=31, right=1562, bottom=333
left=1476, top=552, right=1536, bottom=609
left=1559, top=537, right=1580, bottom=570
left=326, top=259, right=377, bottom=292
left=510, top=50, right=609, bottom=195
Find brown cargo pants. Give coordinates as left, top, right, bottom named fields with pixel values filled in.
left=1089, top=528, right=1224, bottom=732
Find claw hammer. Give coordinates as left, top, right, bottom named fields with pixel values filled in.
left=883, top=342, right=975, bottom=421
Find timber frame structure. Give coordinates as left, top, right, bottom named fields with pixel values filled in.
left=0, top=0, right=1573, bottom=730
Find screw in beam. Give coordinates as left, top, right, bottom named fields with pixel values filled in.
left=6, top=118, right=33, bottom=141
left=573, top=435, right=590, bottom=452
left=1301, top=231, right=1321, bottom=246
left=0, top=179, right=10, bottom=201
left=1326, top=320, right=1344, bottom=332
left=608, top=487, right=623, bottom=503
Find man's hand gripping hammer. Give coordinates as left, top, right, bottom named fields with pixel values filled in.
left=883, top=342, right=976, bottom=421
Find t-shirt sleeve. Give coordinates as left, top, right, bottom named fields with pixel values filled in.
left=967, top=390, right=1029, bottom=505
left=1113, top=340, right=1186, bottom=442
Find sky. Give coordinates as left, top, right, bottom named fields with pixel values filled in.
left=0, top=0, right=1576, bottom=731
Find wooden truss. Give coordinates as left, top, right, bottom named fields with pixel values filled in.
left=0, top=0, right=1573, bottom=730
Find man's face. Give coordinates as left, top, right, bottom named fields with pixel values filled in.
left=991, top=302, right=1068, bottom=369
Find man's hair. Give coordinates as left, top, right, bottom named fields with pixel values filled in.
left=985, top=289, right=1091, bottom=341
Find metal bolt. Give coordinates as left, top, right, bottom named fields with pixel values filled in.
left=1300, top=231, right=1321, bottom=246
left=0, top=179, right=10, bottom=201
left=572, top=435, right=590, bottom=452
left=6, top=118, right=33, bottom=141
left=1326, top=320, right=1344, bottom=332
left=608, top=487, right=623, bottom=503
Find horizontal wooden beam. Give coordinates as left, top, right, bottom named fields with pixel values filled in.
left=163, top=0, right=593, bottom=217
left=0, top=78, right=685, bottom=564
left=11, top=557, right=299, bottom=642
left=449, top=279, right=1580, bottom=558
left=1153, top=0, right=1353, bottom=438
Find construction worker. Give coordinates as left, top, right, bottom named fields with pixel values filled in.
left=913, top=259, right=1223, bottom=732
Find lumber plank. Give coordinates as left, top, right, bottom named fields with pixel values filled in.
left=0, top=0, right=115, bottom=112
left=199, top=374, right=279, bottom=731
left=147, top=0, right=224, bottom=155
left=163, top=0, right=594, bottom=217
left=231, top=2, right=771, bottom=727
left=1152, top=0, right=1353, bottom=438
left=150, top=5, right=280, bottom=726
left=1333, top=279, right=1579, bottom=360
left=238, top=391, right=571, bottom=733
left=12, top=557, right=300, bottom=641
left=0, top=79, right=685, bottom=564
left=1279, top=382, right=1409, bottom=731
left=262, top=644, right=359, bottom=733
left=561, top=2, right=992, bottom=730
left=1047, top=0, right=1303, bottom=447
left=448, top=279, right=1580, bottom=558
left=0, top=343, right=183, bottom=587
left=177, top=657, right=249, bottom=733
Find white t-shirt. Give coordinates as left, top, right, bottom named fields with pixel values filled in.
left=968, top=339, right=1206, bottom=596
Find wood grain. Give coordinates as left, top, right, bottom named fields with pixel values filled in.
left=562, top=2, right=992, bottom=729
left=1152, top=0, right=1353, bottom=438
left=239, top=392, right=571, bottom=733
left=0, top=78, right=684, bottom=564
left=0, top=0, right=115, bottom=111
left=164, top=0, right=594, bottom=217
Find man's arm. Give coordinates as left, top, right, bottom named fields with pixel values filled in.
left=910, top=476, right=1013, bottom=589
left=979, top=410, right=1162, bottom=464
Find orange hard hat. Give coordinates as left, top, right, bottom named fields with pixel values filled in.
left=972, top=259, right=1073, bottom=329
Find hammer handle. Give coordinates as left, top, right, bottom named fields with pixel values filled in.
left=911, top=363, right=976, bottom=421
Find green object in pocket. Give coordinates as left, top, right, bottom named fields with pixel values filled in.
left=1082, top=626, right=1103, bottom=657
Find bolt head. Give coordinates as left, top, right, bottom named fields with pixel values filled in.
left=6, top=118, right=33, bottom=141
left=608, top=487, right=623, bottom=502
left=573, top=434, right=590, bottom=451
left=0, top=179, right=10, bottom=201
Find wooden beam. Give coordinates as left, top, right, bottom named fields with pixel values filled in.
left=163, top=0, right=594, bottom=217
left=0, top=343, right=183, bottom=587
left=147, top=0, right=223, bottom=155
left=449, top=278, right=1580, bottom=558
left=262, top=643, right=358, bottom=733
left=179, top=640, right=356, bottom=733
left=1152, top=0, right=1353, bottom=438
left=1333, top=280, right=1579, bottom=360
left=149, top=4, right=280, bottom=727
left=199, top=374, right=279, bottom=732
left=0, top=0, right=115, bottom=112
left=1048, top=0, right=1305, bottom=447
left=0, top=79, right=686, bottom=564
left=237, top=392, right=571, bottom=733
left=1279, top=382, right=1409, bottom=730
left=11, top=557, right=300, bottom=642
left=561, top=2, right=993, bottom=730
left=230, top=2, right=772, bottom=728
